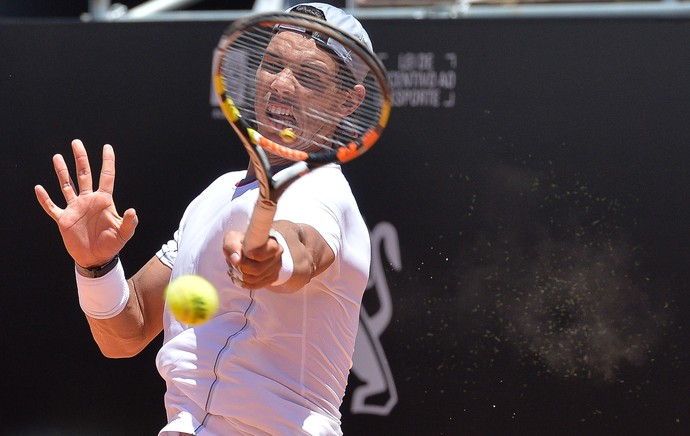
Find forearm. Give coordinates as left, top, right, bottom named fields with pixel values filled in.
left=85, top=281, right=148, bottom=358
left=80, top=256, right=168, bottom=358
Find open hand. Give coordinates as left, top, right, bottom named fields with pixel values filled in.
left=34, top=139, right=138, bottom=268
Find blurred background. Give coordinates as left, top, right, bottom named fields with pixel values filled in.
left=3, top=0, right=687, bottom=20
left=0, top=1, right=253, bottom=18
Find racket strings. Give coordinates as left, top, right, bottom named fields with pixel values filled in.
left=218, top=19, right=387, bottom=162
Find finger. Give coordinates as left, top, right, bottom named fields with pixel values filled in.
left=52, top=153, right=77, bottom=203
left=236, top=267, right=275, bottom=290
left=71, top=139, right=93, bottom=194
left=119, top=208, right=139, bottom=242
left=98, top=144, right=116, bottom=195
left=34, top=184, right=64, bottom=222
left=223, top=231, right=244, bottom=267
left=227, top=268, right=245, bottom=288
left=227, top=265, right=244, bottom=281
left=243, top=237, right=281, bottom=262
left=244, top=255, right=281, bottom=278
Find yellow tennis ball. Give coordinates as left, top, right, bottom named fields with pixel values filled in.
left=279, top=128, right=296, bottom=143
left=166, top=275, right=219, bottom=325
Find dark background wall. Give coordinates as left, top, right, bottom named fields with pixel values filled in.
left=0, top=1, right=256, bottom=18
left=1, top=16, right=689, bottom=435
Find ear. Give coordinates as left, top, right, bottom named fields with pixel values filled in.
left=337, top=84, right=366, bottom=117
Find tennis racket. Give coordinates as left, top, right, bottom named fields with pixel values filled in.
left=212, top=11, right=391, bottom=251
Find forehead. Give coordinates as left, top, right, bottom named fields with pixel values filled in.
left=265, top=31, right=337, bottom=66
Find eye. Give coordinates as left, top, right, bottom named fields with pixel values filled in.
left=297, top=71, right=320, bottom=88
left=261, top=59, right=283, bottom=74
left=296, top=67, right=333, bottom=92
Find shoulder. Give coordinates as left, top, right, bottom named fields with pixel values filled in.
left=290, top=164, right=352, bottom=196
left=178, top=169, right=247, bottom=223
left=279, top=165, right=361, bottom=218
left=206, top=170, right=247, bottom=191
left=187, top=170, right=247, bottom=202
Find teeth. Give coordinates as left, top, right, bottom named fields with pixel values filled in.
left=267, top=104, right=292, bottom=117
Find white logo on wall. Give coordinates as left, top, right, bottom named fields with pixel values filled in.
left=350, top=221, right=401, bottom=416
left=379, top=51, right=457, bottom=108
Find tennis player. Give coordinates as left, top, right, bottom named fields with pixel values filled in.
left=34, top=3, right=372, bottom=435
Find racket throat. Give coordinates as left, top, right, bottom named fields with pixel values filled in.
left=269, top=161, right=310, bottom=201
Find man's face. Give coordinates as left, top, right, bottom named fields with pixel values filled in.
left=254, top=30, right=352, bottom=151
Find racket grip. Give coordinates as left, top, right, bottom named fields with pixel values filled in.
left=244, top=199, right=277, bottom=251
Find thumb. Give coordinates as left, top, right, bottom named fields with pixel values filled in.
left=223, top=230, right=244, bottom=266
left=120, top=208, right=139, bottom=241
left=229, top=251, right=241, bottom=266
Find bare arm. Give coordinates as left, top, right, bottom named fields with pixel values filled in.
left=86, top=256, right=170, bottom=358
left=223, top=220, right=335, bottom=292
left=35, top=139, right=167, bottom=357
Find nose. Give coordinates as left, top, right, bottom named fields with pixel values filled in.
left=271, top=68, right=296, bottom=94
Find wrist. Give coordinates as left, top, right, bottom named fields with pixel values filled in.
left=75, top=256, right=129, bottom=319
left=76, top=254, right=120, bottom=278
left=269, top=229, right=294, bottom=286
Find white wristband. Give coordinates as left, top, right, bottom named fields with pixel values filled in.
left=269, top=228, right=294, bottom=286
left=75, top=258, right=129, bottom=319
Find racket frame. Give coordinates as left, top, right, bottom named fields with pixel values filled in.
left=212, top=12, right=391, bottom=250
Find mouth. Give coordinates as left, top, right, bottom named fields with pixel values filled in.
left=264, top=94, right=297, bottom=136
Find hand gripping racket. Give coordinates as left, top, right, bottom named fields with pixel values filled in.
left=212, top=11, right=391, bottom=251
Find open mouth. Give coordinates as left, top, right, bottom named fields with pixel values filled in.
left=266, top=103, right=296, bottom=133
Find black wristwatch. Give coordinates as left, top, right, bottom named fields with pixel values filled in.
left=75, top=254, right=120, bottom=278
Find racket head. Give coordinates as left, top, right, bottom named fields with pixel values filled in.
left=212, top=11, right=391, bottom=168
